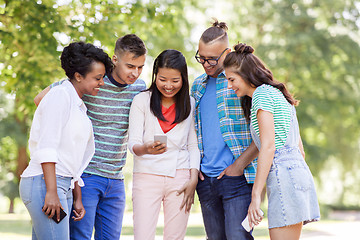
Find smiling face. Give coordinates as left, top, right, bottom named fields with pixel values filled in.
left=112, top=52, right=146, bottom=85
left=155, top=67, right=183, bottom=103
left=225, top=67, right=254, bottom=98
left=198, top=40, right=230, bottom=78
left=75, top=61, right=105, bottom=97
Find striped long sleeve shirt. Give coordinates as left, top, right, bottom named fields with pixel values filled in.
left=52, top=76, right=146, bottom=179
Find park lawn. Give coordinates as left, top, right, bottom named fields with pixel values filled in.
left=0, top=197, right=271, bottom=239
left=0, top=211, right=271, bottom=240
left=2, top=211, right=360, bottom=239
left=2, top=200, right=358, bottom=240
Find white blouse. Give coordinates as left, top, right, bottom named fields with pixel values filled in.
left=21, top=80, right=95, bottom=188
left=128, top=91, right=200, bottom=177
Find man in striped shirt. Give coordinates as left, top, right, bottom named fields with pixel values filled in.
left=34, top=34, right=147, bottom=240
left=191, top=20, right=258, bottom=239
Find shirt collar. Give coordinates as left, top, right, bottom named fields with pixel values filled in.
left=201, top=70, right=226, bottom=83
left=63, top=80, right=86, bottom=109
left=107, top=73, right=128, bottom=88
left=218, top=71, right=226, bottom=78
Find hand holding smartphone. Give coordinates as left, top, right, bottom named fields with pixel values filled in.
left=43, top=206, right=67, bottom=224
left=242, top=209, right=264, bottom=232
left=154, top=134, right=167, bottom=147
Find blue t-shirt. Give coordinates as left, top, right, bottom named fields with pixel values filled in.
left=200, top=76, right=235, bottom=177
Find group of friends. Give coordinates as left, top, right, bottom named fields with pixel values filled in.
left=19, top=20, right=320, bottom=240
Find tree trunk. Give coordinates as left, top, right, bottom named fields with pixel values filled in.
left=8, top=198, right=15, bottom=213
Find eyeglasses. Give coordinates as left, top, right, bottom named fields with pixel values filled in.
left=195, top=48, right=229, bottom=66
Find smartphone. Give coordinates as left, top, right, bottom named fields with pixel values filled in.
left=154, top=134, right=167, bottom=146
left=43, top=207, right=67, bottom=224
left=241, top=214, right=252, bottom=232
left=241, top=209, right=264, bottom=232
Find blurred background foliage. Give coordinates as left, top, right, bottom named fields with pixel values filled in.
left=0, top=0, right=359, bottom=213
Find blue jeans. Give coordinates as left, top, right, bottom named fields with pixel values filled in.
left=196, top=174, right=254, bottom=240
left=19, top=175, right=73, bottom=240
left=70, top=173, right=126, bottom=240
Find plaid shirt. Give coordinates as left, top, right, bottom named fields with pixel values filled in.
left=190, top=72, right=257, bottom=183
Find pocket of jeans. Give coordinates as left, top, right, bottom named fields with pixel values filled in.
left=19, top=177, right=33, bottom=206
left=223, top=174, right=245, bottom=179
left=81, top=172, right=93, bottom=179
left=56, top=176, right=71, bottom=196
left=288, top=163, right=312, bottom=192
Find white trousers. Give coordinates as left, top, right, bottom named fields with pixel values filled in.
left=132, top=169, right=191, bottom=240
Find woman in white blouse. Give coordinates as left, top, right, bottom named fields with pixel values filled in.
left=19, top=42, right=113, bottom=240
left=128, top=49, right=200, bottom=240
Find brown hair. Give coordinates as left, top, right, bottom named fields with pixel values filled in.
left=114, top=34, right=147, bottom=58
left=223, top=43, right=298, bottom=121
left=200, top=18, right=228, bottom=44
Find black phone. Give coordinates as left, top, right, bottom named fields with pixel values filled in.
left=43, top=206, right=67, bottom=224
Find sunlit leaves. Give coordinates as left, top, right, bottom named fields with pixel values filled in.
left=226, top=0, right=360, bottom=206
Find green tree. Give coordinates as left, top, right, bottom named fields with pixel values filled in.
left=225, top=0, right=360, bottom=206
left=0, top=0, right=200, bottom=212
left=0, top=89, right=19, bottom=213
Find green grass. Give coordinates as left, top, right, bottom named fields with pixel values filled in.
left=2, top=196, right=360, bottom=239
left=121, top=225, right=207, bottom=237
left=3, top=211, right=360, bottom=240
left=0, top=213, right=32, bottom=240
left=0, top=211, right=269, bottom=240
left=0, top=196, right=270, bottom=239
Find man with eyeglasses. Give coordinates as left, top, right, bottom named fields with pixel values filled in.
left=191, top=20, right=258, bottom=240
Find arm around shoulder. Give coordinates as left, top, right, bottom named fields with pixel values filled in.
left=34, top=80, right=68, bottom=106
left=34, top=86, right=50, bottom=106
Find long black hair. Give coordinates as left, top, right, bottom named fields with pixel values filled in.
left=147, top=49, right=191, bottom=123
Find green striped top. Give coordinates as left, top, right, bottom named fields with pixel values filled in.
left=250, top=84, right=291, bottom=149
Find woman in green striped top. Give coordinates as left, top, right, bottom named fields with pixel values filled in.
left=223, top=43, right=320, bottom=240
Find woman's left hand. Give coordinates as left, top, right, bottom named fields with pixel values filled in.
left=247, top=194, right=263, bottom=229
left=177, top=178, right=198, bottom=213
left=72, top=199, right=86, bottom=221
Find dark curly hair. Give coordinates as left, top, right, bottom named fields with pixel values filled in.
left=61, top=41, right=113, bottom=80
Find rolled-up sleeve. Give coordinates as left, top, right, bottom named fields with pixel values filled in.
left=32, top=88, right=70, bottom=164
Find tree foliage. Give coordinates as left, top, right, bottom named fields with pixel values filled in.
left=0, top=0, right=359, bottom=209
left=224, top=0, right=360, bottom=206
left=0, top=0, right=201, bottom=211
left=0, top=0, right=199, bottom=118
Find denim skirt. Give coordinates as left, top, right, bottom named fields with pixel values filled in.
left=266, top=150, right=320, bottom=229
